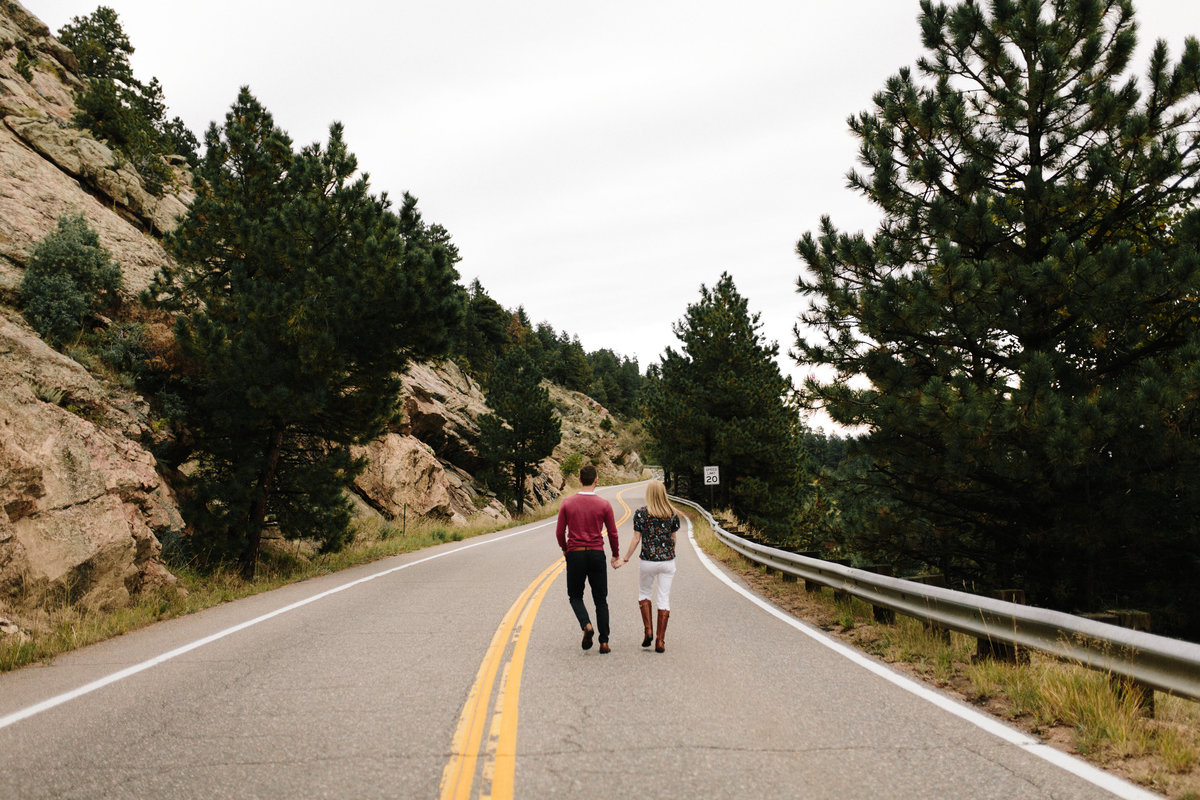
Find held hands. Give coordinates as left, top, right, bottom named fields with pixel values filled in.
left=611, top=556, right=624, bottom=569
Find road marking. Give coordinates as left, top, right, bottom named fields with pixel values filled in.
left=686, top=518, right=1165, bottom=800
left=614, top=488, right=633, bottom=527
left=482, top=559, right=563, bottom=799
left=443, top=485, right=637, bottom=800
left=0, top=520, right=554, bottom=733
left=439, top=559, right=564, bottom=800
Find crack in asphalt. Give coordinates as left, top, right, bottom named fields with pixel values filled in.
left=963, top=742, right=1062, bottom=798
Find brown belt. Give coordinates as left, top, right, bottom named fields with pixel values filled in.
left=567, top=547, right=595, bottom=552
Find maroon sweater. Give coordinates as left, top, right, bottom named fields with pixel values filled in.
left=555, top=492, right=619, bottom=556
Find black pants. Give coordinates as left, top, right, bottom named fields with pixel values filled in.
left=565, top=550, right=609, bottom=643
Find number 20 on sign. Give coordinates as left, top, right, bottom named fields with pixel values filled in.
left=703, top=466, right=720, bottom=485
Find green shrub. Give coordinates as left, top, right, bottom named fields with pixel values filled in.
left=15, top=47, right=34, bottom=82
left=20, top=214, right=122, bottom=347
left=94, top=320, right=149, bottom=376
left=561, top=451, right=583, bottom=479
left=30, top=381, right=65, bottom=406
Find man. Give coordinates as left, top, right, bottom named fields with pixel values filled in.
left=556, top=464, right=620, bottom=653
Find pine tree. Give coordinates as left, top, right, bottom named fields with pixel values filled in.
left=478, top=347, right=561, bottom=514
left=148, top=88, right=463, bottom=577
left=58, top=6, right=198, bottom=191
left=531, top=322, right=562, bottom=379
left=645, top=273, right=808, bottom=541
left=456, top=279, right=511, bottom=381
left=585, top=348, right=643, bottom=417
left=796, top=0, right=1200, bottom=635
left=57, top=6, right=134, bottom=84
left=550, top=334, right=592, bottom=391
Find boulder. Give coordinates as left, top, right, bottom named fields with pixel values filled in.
left=352, top=434, right=458, bottom=522
left=442, top=463, right=508, bottom=522
left=399, top=360, right=489, bottom=472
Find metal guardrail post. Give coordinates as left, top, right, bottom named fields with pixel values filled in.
left=673, top=494, right=1200, bottom=702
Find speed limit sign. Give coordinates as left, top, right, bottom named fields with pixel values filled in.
left=703, top=466, right=720, bottom=485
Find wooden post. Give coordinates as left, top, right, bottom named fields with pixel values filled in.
left=773, top=547, right=809, bottom=584
left=1111, top=610, right=1155, bottom=715
left=790, top=551, right=821, bottom=592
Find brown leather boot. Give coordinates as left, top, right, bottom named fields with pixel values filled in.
left=639, top=600, right=653, bottom=647
left=655, top=609, right=669, bottom=653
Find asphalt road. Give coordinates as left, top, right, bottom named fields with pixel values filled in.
left=0, top=482, right=1159, bottom=799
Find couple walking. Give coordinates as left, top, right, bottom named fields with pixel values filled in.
left=555, top=466, right=680, bottom=654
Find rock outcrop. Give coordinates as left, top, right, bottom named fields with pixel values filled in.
left=0, top=308, right=181, bottom=620
left=0, top=5, right=194, bottom=301
left=352, top=432, right=508, bottom=525
left=355, top=361, right=644, bottom=525
left=550, top=383, right=643, bottom=480
left=400, top=360, right=489, bottom=473
left=0, top=2, right=194, bottom=631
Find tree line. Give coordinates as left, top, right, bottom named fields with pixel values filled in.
left=18, top=7, right=643, bottom=578
left=456, top=279, right=643, bottom=417
left=642, top=0, right=1200, bottom=640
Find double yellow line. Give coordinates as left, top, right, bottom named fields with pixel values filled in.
left=438, top=557, right=563, bottom=800
left=439, top=488, right=634, bottom=800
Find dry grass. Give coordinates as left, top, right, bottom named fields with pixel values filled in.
left=688, top=510, right=1200, bottom=800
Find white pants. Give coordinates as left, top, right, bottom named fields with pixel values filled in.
left=638, top=558, right=676, bottom=610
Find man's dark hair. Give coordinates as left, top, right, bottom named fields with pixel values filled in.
left=579, top=464, right=597, bottom=486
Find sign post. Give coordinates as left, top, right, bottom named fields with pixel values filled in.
left=703, top=465, right=719, bottom=510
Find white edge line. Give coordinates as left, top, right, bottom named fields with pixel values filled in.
left=0, top=520, right=555, bottom=732
left=686, top=518, right=1165, bottom=800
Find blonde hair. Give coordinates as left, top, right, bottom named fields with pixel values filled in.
left=644, top=479, right=677, bottom=519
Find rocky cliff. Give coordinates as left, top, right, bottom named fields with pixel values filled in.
left=353, top=359, right=643, bottom=525
left=0, top=1, right=641, bottom=635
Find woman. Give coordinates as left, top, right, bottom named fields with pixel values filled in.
left=620, top=479, right=680, bottom=653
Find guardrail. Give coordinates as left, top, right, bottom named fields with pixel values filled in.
left=672, top=496, right=1200, bottom=702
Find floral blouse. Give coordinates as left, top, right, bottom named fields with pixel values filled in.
left=633, top=507, right=679, bottom=562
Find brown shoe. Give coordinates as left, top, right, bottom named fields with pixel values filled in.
left=639, top=599, right=653, bottom=647
left=599, top=642, right=611, bottom=654
left=655, top=610, right=669, bottom=653
left=581, top=624, right=594, bottom=650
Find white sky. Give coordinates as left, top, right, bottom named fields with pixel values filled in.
left=26, top=0, right=1200, bottom=428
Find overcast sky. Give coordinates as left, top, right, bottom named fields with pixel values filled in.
left=27, top=0, right=1200, bottom=428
